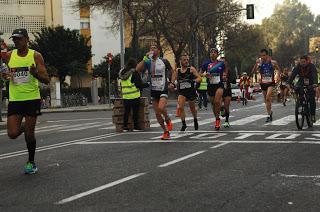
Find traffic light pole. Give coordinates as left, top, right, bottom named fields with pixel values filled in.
left=108, top=63, right=111, bottom=108
left=0, top=32, right=3, bottom=122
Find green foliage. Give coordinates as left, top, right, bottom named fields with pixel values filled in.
left=224, top=24, right=267, bottom=76
left=261, top=0, right=316, bottom=66
left=29, top=26, right=92, bottom=83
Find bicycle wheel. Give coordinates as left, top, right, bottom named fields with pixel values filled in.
left=305, top=102, right=313, bottom=128
left=295, top=100, right=304, bottom=130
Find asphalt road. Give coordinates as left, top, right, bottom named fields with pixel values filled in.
left=1, top=93, right=320, bottom=212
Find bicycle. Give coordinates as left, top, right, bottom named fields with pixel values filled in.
left=294, top=85, right=314, bottom=130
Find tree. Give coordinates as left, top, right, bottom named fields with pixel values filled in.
left=224, top=24, right=267, bottom=76
left=29, top=26, right=91, bottom=84
left=260, top=0, right=316, bottom=66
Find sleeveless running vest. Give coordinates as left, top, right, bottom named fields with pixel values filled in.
left=8, top=49, right=40, bottom=101
left=177, top=67, right=194, bottom=91
left=259, top=61, right=274, bottom=84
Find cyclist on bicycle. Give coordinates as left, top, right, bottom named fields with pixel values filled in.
left=239, top=72, right=250, bottom=102
left=287, top=55, right=318, bottom=122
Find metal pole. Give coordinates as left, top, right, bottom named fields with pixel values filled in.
left=0, top=32, right=3, bottom=122
left=119, top=0, right=125, bottom=69
left=108, top=63, right=111, bottom=108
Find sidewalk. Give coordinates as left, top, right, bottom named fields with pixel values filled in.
left=0, top=104, right=113, bottom=130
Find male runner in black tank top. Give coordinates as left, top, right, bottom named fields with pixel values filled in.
left=169, top=54, right=201, bottom=131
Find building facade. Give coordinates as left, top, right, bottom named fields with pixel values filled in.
left=0, top=0, right=63, bottom=40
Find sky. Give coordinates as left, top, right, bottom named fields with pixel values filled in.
left=62, top=0, right=320, bottom=65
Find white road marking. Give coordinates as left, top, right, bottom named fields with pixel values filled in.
left=77, top=139, right=320, bottom=145
left=47, top=118, right=111, bottom=123
left=230, top=115, right=268, bottom=125
left=55, top=173, right=146, bottom=205
left=275, top=173, right=320, bottom=179
left=150, top=117, right=194, bottom=128
left=210, top=143, right=229, bottom=149
left=0, top=133, right=118, bottom=160
left=60, top=123, right=112, bottom=132
left=99, top=119, right=158, bottom=130
left=36, top=122, right=103, bottom=133
left=266, top=133, right=301, bottom=140
left=158, top=150, right=207, bottom=168
left=265, top=115, right=295, bottom=126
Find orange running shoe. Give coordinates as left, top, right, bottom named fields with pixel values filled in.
left=215, top=119, right=221, bottom=130
left=161, top=131, right=171, bottom=140
left=166, top=119, right=173, bottom=131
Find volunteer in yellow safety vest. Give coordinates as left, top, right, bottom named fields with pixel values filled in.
left=197, top=71, right=208, bottom=110
left=119, top=58, right=149, bottom=131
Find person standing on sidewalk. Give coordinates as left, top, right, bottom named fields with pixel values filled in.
left=169, top=54, right=201, bottom=131
left=136, top=45, right=173, bottom=140
left=1, top=29, right=49, bottom=174
left=197, top=69, right=208, bottom=110
left=119, top=58, right=149, bottom=131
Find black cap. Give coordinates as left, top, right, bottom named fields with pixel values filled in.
left=210, top=47, right=219, bottom=53
left=10, top=28, right=28, bottom=39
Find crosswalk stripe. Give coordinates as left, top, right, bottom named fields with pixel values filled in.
left=60, top=123, right=112, bottom=132
left=265, top=115, right=295, bottom=126
left=150, top=117, right=193, bottom=128
left=36, top=122, right=103, bottom=133
left=230, top=115, right=268, bottom=125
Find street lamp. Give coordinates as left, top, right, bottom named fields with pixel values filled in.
left=119, top=0, right=125, bottom=69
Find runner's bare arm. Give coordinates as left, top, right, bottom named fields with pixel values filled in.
left=31, top=51, right=50, bottom=84
left=190, top=67, right=202, bottom=83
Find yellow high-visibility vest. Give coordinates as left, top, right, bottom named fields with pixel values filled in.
left=198, top=76, right=207, bottom=90
left=121, top=74, right=140, bottom=99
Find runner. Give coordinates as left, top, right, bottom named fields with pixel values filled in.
left=279, top=68, right=290, bottom=106
left=239, top=72, right=250, bottom=104
left=201, top=48, right=225, bottom=130
left=221, top=58, right=234, bottom=128
left=136, top=45, right=173, bottom=140
left=252, top=49, right=280, bottom=122
left=1, top=29, right=49, bottom=174
left=169, top=54, right=201, bottom=131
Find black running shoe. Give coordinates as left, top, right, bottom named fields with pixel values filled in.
left=194, top=119, right=199, bottom=130
left=180, top=125, right=187, bottom=131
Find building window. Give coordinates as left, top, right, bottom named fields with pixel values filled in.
left=0, top=15, right=45, bottom=33
left=0, top=0, right=45, bottom=4
left=80, top=22, right=90, bottom=30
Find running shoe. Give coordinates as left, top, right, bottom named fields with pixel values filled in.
left=223, top=121, right=230, bottom=128
left=311, top=115, right=316, bottom=123
left=24, top=162, right=38, bottom=174
left=215, top=119, right=221, bottom=130
left=166, top=120, right=173, bottom=131
left=161, top=131, right=170, bottom=140
left=266, top=112, right=273, bottom=123
left=194, top=119, right=199, bottom=130
left=180, top=124, right=187, bottom=131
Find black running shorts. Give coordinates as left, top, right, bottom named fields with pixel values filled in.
left=7, top=99, right=42, bottom=117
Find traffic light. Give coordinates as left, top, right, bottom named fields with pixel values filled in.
left=246, top=4, right=254, bottom=19
left=106, top=53, right=113, bottom=65
left=316, top=46, right=319, bottom=53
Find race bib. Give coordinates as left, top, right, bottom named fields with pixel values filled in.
left=304, top=78, right=310, bottom=85
left=151, top=76, right=165, bottom=91
left=179, top=80, right=191, bottom=89
left=209, top=73, right=220, bottom=84
left=11, top=67, right=30, bottom=84
left=262, top=75, right=272, bottom=83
